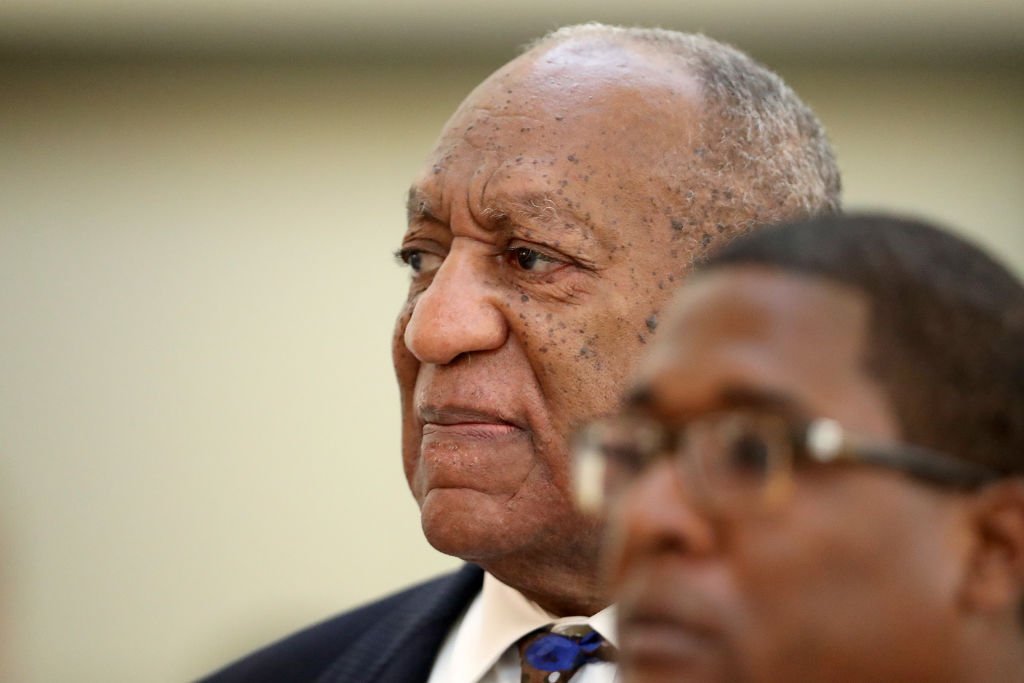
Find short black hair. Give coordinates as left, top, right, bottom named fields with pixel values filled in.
left=699, top=213, right=1024, bottom=477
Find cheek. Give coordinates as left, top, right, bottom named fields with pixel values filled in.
left=728, top=522, right=828, bottom=611
left=515, top=300, right=668, bottom=413
left=728, top=494, right=888, bottom=595
left=529, top=310, right=614, bottom=402
left=730, top=523, right=955, bottom=683
left=724, top=492, right=949, bottom=648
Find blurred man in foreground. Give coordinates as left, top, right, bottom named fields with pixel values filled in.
left=204, top=23, right=839, bottom=682
left=576, top=214, right=1024, bottom=682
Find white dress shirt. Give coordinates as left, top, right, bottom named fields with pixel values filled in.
left=427, top=572, right=619, bottom=683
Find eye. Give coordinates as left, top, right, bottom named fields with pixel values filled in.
left=504, top=246, right=564, bottom=274
left=604, top=443, right=650, bottom=474
left=396, top=248, right=443, bottom=276
left=724, top=430, right=773, bottom=479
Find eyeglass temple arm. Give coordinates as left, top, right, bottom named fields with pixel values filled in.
left=805, top=419, right=1001, bottom=489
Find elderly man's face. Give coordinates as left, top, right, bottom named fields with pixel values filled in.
left=609, top=267, right=971, bottom=682
left=393, top=41, right=708, bottom=608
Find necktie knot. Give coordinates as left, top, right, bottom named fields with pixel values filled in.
left=518, top=625, right=615, bottom=683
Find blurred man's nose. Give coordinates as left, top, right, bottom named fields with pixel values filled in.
left=612, top=461, right=718, bottom=569
left=403, top=248, right=508, bottom=365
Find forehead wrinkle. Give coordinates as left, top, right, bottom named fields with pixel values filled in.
left=482, top=191, right=594, bottom=240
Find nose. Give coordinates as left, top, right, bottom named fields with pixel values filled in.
left=608, top=461, right=717, bottom=577
left=403, top=245, right=508, bottom=365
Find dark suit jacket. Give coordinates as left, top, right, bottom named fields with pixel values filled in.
left=200, top=563, right=485, bottom=683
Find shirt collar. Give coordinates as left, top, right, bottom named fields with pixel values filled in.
left=446, top=572, right=618, bottom=683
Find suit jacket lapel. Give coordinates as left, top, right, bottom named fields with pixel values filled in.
left=317, top=564, right=484, bottom=683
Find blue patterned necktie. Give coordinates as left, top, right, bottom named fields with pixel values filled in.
left=517, top=624, right=616, bottom=683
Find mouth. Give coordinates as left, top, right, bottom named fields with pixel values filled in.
left=412, top=403, right=535, bottom=496
left=619, top=614, right=713, bottom=664
left=617, top=590, right=720, bottom=668
left=419, top=405, right=526, bottom=439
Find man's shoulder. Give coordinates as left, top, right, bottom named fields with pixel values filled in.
left=200, top=563, right=484, bottom=683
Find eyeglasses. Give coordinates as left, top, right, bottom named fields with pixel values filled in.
left=571, top=411, right=1002, bottom=514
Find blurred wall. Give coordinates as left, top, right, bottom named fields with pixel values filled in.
left=1, top=54, right=1021, bottom=682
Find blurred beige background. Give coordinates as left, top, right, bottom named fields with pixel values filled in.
left=1, top=1, right=1021, bottom=681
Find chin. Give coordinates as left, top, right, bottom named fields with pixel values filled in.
left=418, top=487, right=523, bottom=561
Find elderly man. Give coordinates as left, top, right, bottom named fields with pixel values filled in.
left=203, top=23, right=838, bottom=682
left=584, top=214, right=1024, bottom=682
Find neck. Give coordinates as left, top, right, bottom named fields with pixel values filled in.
left=515, top=582, right=609, bottom=618
left=481, top=559, right=609, bottom=617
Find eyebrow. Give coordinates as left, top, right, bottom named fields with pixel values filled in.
left=485, top=192, right=559, bottom=224
left=406, top=186, right=594, bottom=239
left=626, top=384, right=805, bottom=419
left=717, top=386, right=805, bottom=416
left=484, top=191, right=594, bottom=239
left=406, top=187, right=438, bottom=225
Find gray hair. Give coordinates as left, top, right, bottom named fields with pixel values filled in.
left=527, top=24, right=841, bottom=224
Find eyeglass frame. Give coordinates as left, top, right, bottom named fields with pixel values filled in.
left=571, top=410, right=1004, bottom=514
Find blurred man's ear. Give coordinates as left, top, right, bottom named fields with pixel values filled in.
left=961, top=480, right=1024, bottom=616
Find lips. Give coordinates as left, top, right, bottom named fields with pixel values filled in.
left=616, top=576, right=722, bottom=669
left=619, top=612, right=713, bottom=664
left=419, top=405, right=526, bottom=439
left=414, top=403, right=533, bottom=494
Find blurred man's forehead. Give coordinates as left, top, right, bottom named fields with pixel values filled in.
left=629, top=266, right=893, bottom=436
left=660, top=267, right=869, bottom=347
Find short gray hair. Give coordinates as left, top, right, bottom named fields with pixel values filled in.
left=527, top=24, right=841, bottom=224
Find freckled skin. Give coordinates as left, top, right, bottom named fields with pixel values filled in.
left=394, top=39, right=718, bottom=616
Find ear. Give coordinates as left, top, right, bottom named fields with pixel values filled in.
left=961, top=479, right=1024, bottom=615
